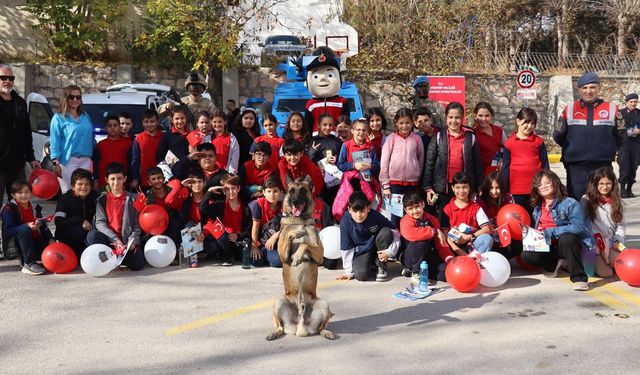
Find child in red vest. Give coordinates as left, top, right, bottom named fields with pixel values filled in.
left=210, top=109, right=240, bottom=174
left=94, top=115, right=132, bottom=189
left=131, top=109, right=164, bottom=190
left=248, top=174, right=283, bottom=268
left=283, top=112, right=311, bottom=152
left=472, top=102, right=506, bottom=176
left=252, top=113, right=283, bottom=170
left=502, top=107, right=549, bottom=212
left=366, top=107, right=387, bottom=160
left=187, top=110, right=213, bottom=151
left=239, top=141, right=276, bottom=202
left=1, top=180, right=55, bottom=275
left=278, top=138, right=324, bottom=195
left=441, top=172, right=493, bottom=257
left=199, top=174, right=251, bottom=266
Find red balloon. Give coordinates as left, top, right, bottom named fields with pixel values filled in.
left=42, top=242, right=78, bottom=273
left=29, top=169, right=60, bottom=200
left=139, top=204, right=169, bottom=235
left=614, top=249, right=640, bottom=287
left=497, top=204, right=531, bottom=241
left=445, top=256, right=481, bottom=292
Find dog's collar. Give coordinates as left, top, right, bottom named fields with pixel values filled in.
left=280, top=216, right=315, bottom=226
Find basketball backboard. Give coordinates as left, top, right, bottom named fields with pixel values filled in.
left=314, top=21, right=359, bottom=58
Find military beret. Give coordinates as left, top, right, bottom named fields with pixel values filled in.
left=577, top=72, right=600, bottom=88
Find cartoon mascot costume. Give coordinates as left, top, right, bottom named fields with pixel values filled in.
left=304, top=47, right=349, bottom=135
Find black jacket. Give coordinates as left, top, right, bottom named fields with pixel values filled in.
left=0, top=90, right=35, bottom=169
left=422, top=129, right=483, bottom=194
left=54, top=190, right=99, bottom=230
left=308, top=134, right=343, bottom=163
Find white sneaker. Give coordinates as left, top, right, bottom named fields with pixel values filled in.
left=573, top=281, right=589, bottom=291
left=22, top=263, right=46, bottom=275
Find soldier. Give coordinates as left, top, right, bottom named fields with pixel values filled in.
left=411, top=76, right=445, bottom=130
left=617, top=93, right=640, bottom=198
left=159, top=71, right=216, bottom=127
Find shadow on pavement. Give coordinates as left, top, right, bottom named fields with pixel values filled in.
left=329, top=293, right=499, bottom=334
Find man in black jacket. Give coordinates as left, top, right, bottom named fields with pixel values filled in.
left=0, top=65, right=41, bottom=256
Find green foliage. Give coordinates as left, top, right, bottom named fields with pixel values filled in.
left=23, top=0, right=128, bottom=60
left=133, top=0, right=273, bottom=71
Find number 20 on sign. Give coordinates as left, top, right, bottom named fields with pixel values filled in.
left=517, top=69, right=536, bottom=89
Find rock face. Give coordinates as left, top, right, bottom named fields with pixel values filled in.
left=27, top=62, right=639, bottom=150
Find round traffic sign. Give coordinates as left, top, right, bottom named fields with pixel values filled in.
left=517, top=69, right=536, bottom=89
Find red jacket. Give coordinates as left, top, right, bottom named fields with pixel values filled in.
left=278, top=155, right=324, bottom=196
left=305, top=96, right=348, bottom=133
left=502, top=133, right=549, bottom=195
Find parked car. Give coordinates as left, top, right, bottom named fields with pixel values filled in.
left=260, top=35, right=308, bottom=64
left=28, top=85, right=171, bottom=171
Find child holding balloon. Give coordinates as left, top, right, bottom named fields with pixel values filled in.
left=580, top=167, right=626, bottom=277
left=523, top=170, right=592, bottom=291
left=1, top=180, right=55, bottom=275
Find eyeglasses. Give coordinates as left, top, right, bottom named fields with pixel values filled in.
left=254, top=152, right=267, bottom=158
left=0, top=75, right=15, bottom=82
left=67, top=95, right=82, bottom=101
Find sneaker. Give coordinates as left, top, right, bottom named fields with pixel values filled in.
left=401, top=268, right=412, bottom=277
left=189, top=255, right=199, bottom=268
left=22, top=263, right=46, bottom=275
left=543, top=259, right=568, bottom=278
left=222, top=259, right=234, bottom=267
left=375, top=267, right=387, bottom=282
left=573, top=281, right=589, bottom=291
left=410, top=273, right=419, bottom=285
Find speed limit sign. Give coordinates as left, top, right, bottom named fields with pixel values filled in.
left=517, top=69, right=536, bottom=89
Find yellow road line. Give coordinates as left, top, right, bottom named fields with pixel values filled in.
left=564, top=278, right=639, bottom=311
left=165, top=279, right=347, bottom=337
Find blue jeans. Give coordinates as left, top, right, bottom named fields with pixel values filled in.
left=252, top=246, right=282, bottom=268
left=473, top=233, right=494, bottom=254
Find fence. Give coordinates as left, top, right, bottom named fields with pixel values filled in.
left=490, top=51, right=640, bottom=76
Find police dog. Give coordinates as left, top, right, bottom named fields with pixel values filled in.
left=265, top=176, right=334, bottom=341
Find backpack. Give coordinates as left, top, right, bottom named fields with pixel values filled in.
left=331, top=170, right=381, bottom=223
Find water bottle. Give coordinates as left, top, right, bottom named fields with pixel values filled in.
left=241, top=239, right=252, bottom=269
left=419, top=261, right=429, bottom=292
left=582, top=246, right=596, bottom=277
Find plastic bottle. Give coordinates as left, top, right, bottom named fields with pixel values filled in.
left=242, top=239, right=252, bottom=269
left=582, top=247, right=596, bottom=277
left=419, top=261, right=429, bottom=292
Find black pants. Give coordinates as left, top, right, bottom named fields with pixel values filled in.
left=400, top=239, right=443, bottom=278
left=512, top=194, right=533, bottom=218
left=564, top=161, right=612, bottom=199
left=520, top=233, right=587, bottom=282
left=352, top=227, right=394, bottom=281
left=56, top=225, right=89, bottom=258
left=0, top=165, right=25, bottom=207
left=618, top=140, right=640, bottom=185
left=496, top=240, right=523, bottom=260
left=203, top=232, right=236, bottom=261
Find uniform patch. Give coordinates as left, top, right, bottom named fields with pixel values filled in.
left=599, top=110, right=609, bottom=118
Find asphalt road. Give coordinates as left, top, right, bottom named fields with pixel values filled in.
left=1, top=163, right=640, bottom=374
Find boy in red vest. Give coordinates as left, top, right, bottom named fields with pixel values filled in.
left=93, top=115, right=132, bottom=189
left=131, top=109, right=163, bottom=190
left=278, top=138, right=324, bottom=195
left=441, top=172, right=493, bottom=257
left=139, top=167, right=182, bottom=248
left=239, top=141, right=276, bottom=202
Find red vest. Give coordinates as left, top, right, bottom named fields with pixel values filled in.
left=96, top=137, right=132, bottom=187
left=135, top=130, right=164, bottom=184
left=305, top=96, right=348, bottom=133
left=343, top=139, right=375, bottom=163
left=212, top=133, right=232, bottom=170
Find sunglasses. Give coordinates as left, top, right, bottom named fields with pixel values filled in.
left=0, top=75, right=16, bottom=82
left=67, top=95, right=82, bottom=101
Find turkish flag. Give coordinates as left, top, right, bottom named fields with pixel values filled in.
left=133, top=190, right=147, bottom=212
left=496, top=223, right=512, bottom=247
left=204, top=218, right=227, bottom=240
left=593, top=233, right=606, bottom=256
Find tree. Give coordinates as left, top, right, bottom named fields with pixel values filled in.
left=592, top=0, right=640, bottom=57
left=133, top=0, right=282, bottom=72
left=22, top=0, right=128, bottom=60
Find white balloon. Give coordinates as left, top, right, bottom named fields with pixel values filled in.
left=144, top=235, right=177, bottom=268
left=479, top=251, right=511, bottom=287
left=81, top=244, right=117, bottom=277
left=319, top=226, right=341, bottom=260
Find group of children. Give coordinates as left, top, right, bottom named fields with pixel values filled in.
left=0, top=102, right=627, bottom=292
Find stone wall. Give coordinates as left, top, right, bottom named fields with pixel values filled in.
left=16, top=62, right=640, bottom=149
